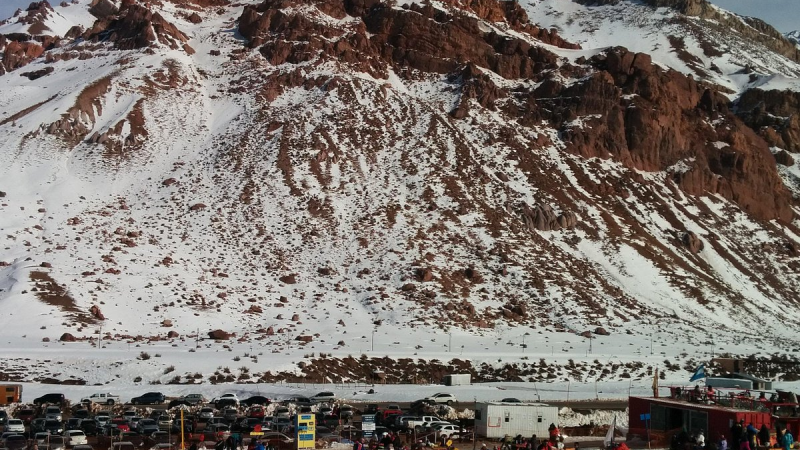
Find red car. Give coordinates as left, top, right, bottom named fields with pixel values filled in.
left=111, top=418, right=130, bottom=432
left=248, top=407, right=265, bottom=418
left=17, top=408, right=35, bottom=424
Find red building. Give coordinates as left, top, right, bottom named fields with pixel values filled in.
left=629, top=391, right=800, bottom=446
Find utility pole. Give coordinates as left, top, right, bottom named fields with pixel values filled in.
left=448, top=332, right=452, bottom=353
left=650, top=333, right=653, bottom=355
left=372, top=330, right=375, bottom=352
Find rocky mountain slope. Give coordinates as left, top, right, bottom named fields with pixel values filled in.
left=0, top=0, right=799, bottom=385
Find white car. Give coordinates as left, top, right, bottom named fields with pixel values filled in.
left=81, top=393, right=121, bottom=405
left=424, top=393, right=457, bottom=404
left=214, top=393, right=239, bottom=405
left=5, top=419, right=25, bottom=433
left=63, top=430, right=88, bottom=446
left=433, top=423, right=467, bottom=437
left=310, top=391, right=335, bottom=403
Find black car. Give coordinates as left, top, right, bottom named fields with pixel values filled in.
left=168, top=399, right=191, bottom=409
left=31, top=418, right=47, bottom=433
left=80, top=420, right=99, bottom=436
left=66, top=418, right=84, bottom=430
left=0, top=410, right=7, bottom=425
left=34, top=393, right=66, bottom=406
left=44, top=419, right=64, bottom=434
left=214, top=398, right=238, bottom=409
left=241, top=396, right=271, bottom=406
left=72, top=409, right=90, bottom=419
left=130, top=392, right=165, bottom=405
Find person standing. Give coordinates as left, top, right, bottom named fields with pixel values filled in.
left=758, top=425, right=770, bottom=448
left=782, top=429, right=794, bottom=450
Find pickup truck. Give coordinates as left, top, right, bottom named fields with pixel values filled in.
left=406, top=416, right=445, bottom=432
left=81, top=393, right=121, bottom=405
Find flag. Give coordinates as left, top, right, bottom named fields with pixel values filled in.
left=689, top=364, right=707, bottom=382
left=653, top=368, right=659, bottom=398
left=604, top=416, right=616, bottom=448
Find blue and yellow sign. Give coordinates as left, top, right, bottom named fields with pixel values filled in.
left=295, top=414, right=316, bottom=449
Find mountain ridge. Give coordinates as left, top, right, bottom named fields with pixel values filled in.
left=0, top=0, right=799, bottom=384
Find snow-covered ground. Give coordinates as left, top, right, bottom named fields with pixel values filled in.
left=0, top=0, right=799, bottom=387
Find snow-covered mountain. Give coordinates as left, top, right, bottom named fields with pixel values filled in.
left=0, top=0, right=799, bottom=386
left=788, top=30, right=800, bottom=46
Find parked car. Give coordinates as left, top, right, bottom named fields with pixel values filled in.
left=339, top=405, right=355, bottom=419
left=5, top=435, right=27, bottom=450
left=44, top=419, right=64, bottom=434
left=150, top=444, right=174, bottom=450
left=310, top=392, right=335, bottom=403
left=0, top=410, right=7, bottom=425
left=45, top=406, right=63, bottom=421
left=81, top=393, right=121, bottom=405
left=72, top=409, right=90, bottom=419
left=180, top=394, right=206, bottom=405
left=63, top=430, right=88, bottom=446
left=241, top=396, right=270, bottom=406
left=33, top=393, right=66, bottom=406
left=248, top=407, right=265, bottom=418
left=31, top=418, right=48, bottom=433
left=131, top=392, right=165, bottom=405
left=222, top=408, right=238, bottom=422
left=42, top=435, right=66, bottom=450
left=66, top=417, right=84, bottom=430
left=95, top=415, right=110, bottom=426
left=35, top=433, right=53, bottom=446
left=500, top=398, right=522, bottom=403
left=168, top=399, right=191, bottom=409
left=406, top=416, right=442, bottom=432
left=432, top=423, right=466, bottom=438
left=151, top=431, right=170, bottom=442
left=212, top=394, right=239, bottom=408
left=80, top=420, right=99, bottom=436
left=197, top=407, right=215, bottom=421
left=262, top=432, right=294, bottom=450
left=237, top=418, right=262, bottom=433
left=273, top=407, right=290, bottom=419
left=5, top=419, right=24, bottom=433
left=156, top=413, right=172, bottom=430
left=282, top=397, right=312, bottom=406
left=138, top=419, right=159, bottom=435
left=424, top=393, right=456, bottom=405
left=110, top=418, right=131, bottom=432
left=110, top=442, right=136, bottom=450
left=17, top=408, right=36, bottom=424
left=73, top=445, right=93, bottom=450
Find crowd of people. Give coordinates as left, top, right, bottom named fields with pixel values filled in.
left=672, top=420, right=795, bottom=450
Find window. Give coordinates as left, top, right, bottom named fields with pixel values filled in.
left=504, top=412, right=511, bottom=423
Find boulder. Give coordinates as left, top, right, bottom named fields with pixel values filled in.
left=60, top=333, right=77, bottom=342
left=208, top=329, right=232, bottom=340
left=161, top=319, right=173, bottom=327
left=295, top=335, right=313, bottom=343
left=594, top=327, right=610, bottom=336
left=682, top=231, right=704, bottom=254
left=167, top=331, right=179, bottom=338
left=279, top=274, right=297, bottom=284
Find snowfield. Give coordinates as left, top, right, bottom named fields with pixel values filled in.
left=0, top=0, right=799, bottom=386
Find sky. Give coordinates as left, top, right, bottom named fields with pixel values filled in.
left=711, top=0, right=799, bottom=32
left=0, top=0, right=796, bottom=32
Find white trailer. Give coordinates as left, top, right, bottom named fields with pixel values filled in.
left=475, top=402, right=558, bottom=439
left=443, top=374, right=471, bottom=386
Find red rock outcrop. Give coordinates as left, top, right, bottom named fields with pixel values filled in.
left=526, top=47, right=792, bottom=223
left=737, top=89, right=800, bottom=153
left=84, top=3, right=189, bottom=51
